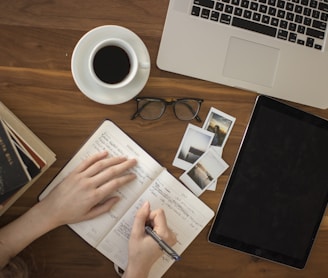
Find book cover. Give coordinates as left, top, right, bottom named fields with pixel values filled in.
left=0, top=120, right=31, bottom=196
left=0, top=101, right=56, bottom=215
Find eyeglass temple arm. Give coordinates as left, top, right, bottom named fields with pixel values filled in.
left=195, top=114, right=202, bottom=122
left=130, top=112, right=139, bottom=120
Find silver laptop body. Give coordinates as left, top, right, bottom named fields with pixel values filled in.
left=157, top=0, right=328, bottom=109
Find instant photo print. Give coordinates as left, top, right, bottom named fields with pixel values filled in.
left=173, top=124, right=214, bottom=170
left=203, top=107, right=236, bottom=150
left=180, top=147, right=228, bottom=196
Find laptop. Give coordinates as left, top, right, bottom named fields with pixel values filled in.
left=157, top=0, right=328, bottom=109
left=208, top=95, right=328, bottom=269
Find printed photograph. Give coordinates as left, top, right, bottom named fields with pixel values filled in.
left=186, top=148, right=222, bottom=189
left=173, top=124, right=214, bottom=170
left=203, top=107, right=236, bottom=148
left=179, top=147, right=229, bottom=196
left=187, top=162, right=213, bottom=190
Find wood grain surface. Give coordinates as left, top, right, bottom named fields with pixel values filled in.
left=0, top=1, right=327, bottom=277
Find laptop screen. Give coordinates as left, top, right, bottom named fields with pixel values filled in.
left=208, top=95, right=328, bottom=269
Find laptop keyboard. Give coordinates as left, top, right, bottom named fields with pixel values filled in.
left=191, top=0, right=328, bottom=50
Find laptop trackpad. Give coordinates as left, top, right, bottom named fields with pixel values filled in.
left=223, top=37, right=280, bottom=87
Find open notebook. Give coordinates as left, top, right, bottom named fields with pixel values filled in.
left=39, top=120, right=214, bottom=278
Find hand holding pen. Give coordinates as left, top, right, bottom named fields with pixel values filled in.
left=124, top=202, right=178, bottom=278
left=145, top=225, right=180, bottom=261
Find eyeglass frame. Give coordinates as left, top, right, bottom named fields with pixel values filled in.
left=131, top=97, right=204, bottom=122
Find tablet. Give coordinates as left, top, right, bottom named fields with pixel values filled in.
left=208, top=96, right=328, bottom=269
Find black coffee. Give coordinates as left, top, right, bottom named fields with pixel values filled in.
left=93, top=45, right=131, bottom=84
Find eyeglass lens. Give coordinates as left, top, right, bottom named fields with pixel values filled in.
left=137, top=99, right=166, bottom=120
left=174, top=99, right=200, bottom=120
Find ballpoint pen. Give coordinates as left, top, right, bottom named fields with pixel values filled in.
left=145, top=225, right=181, bottom=261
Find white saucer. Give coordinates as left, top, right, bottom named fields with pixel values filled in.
left=71, top=25, right=150, bottom=105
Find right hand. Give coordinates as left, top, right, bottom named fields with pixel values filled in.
left=124, top=201, right=177, bottom=278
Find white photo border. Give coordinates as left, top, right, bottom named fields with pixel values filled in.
left=180, top=146, right=229, bottom=196
left=173, top=124, right=214, bottom=171
left=202, top=107, right=236, bottom=150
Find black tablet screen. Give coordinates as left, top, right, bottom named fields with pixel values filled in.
left=208, top=96, right=328, bottom=269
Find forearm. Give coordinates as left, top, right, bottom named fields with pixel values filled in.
left=0, top=153, right=138, bottom=270
left=0, top=202, right=58, bottom=269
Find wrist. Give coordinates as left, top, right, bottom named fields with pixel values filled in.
left=123, top=262, right=151, bottom=278
left=0, top=202, right=60, bottom=268
left=28, top=201, right=61, bottom=232
left=0, top=240, right=11, bottom=269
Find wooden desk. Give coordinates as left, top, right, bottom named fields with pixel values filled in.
left=0, top=1, right=327, bottom=277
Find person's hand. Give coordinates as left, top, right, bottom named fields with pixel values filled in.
left=123, top=201, right=177, bottom=278
left=0, top=151, right=137, bottom=269
left=39, top=151, right=137, bottom=227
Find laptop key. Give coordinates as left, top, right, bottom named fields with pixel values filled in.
left=312, top=20, right=327, bottom=30
left=314, top=44, right=322, bottom=49
left=298, top=25, right=306, bottom=33
left=235, top=7, right=243, bottom=16
left=225, top=5, right=234, bottom=13
left=318, top=2, right=328, bottom=12
left=232, top=17, right=277, bottom=36
left=306, top=37, right=314, bottom=47
left=306, top=27, right=324, bottom=38
left=280, top=20, right=288, bottom=28
left=253, top=12, right=261, bottom=21
left=321, top=12, right=328, bottom=21
left=211, top=11, right=220, bottom=21
left=191, top=6, right=201, bottom=16
left=241, top=0, right=250, bottom=8
left=289, top=32, right=297, bottom=42
left=216, top=2, right=224, bottom=11
left=310, top=0, right=318, bottom=9
left=221, top=14, right=232, bottom=24
left=289, top=23, right=297, bottom=31
left=271, top=18, right=279, bottom=26
left=194, top=0, right=215, bottom=9
left=259, top=4, right=268, bottom=13
left=303, top=7, right=311, bottom=16
left=201, top=8, right=211, bottom=19
left=286, top=2, right=294, bottom=11
left=278, top=29, right=288, bottom=39
left=244, top=10, right=252, bottom=19
left=232, top=0, right=241, bottom=5
left=262, top=15, right=270, bottom=24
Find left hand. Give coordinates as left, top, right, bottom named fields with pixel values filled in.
left=39, top=151, right=137, bottom=227
left=0, top=151, right=137, bottom=269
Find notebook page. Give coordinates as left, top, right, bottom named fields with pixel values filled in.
left=39, top=120, right=164, bottom=246
left=97, top=170, right=214, bottom=278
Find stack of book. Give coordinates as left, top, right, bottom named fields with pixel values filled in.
left=0, top=102, right=56, bottom=216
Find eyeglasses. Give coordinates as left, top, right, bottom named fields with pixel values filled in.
left=131, top=97, right=203, bottom=122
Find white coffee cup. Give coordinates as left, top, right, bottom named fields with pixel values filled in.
left=72, top=25, right=151, bottom=105
left=89, top=38, right=150, bottom=89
